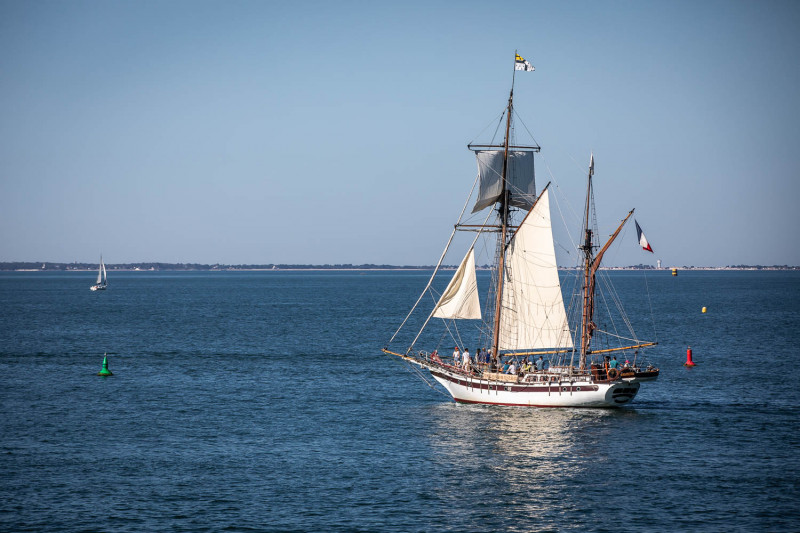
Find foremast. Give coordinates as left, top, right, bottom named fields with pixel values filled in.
left=490, top=87, right=514, bottom=362
left=578, top=155, right=634, bottom=370
left=485, top=54, right=541, bottom=362
left=398, top=52, right=548, bottom=364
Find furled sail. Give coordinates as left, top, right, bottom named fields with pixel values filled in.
left=472, top=150, right=536, bottom=213
left=432, top=248, right=482, bottom=320
left=498, top=189, right=573, bottom=350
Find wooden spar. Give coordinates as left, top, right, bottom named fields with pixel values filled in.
left=578, top=153, right=636, bottom=370
left=382, top=348, right=418, bottom=360
left=579, top=157, right=595, bottom=369
left=468, top=144, right=540, bottom=151
left=490, top=87, right=514, bottom=362
left=505, top=349, right=572, bottom=356
left=585, top=342, right=658, bottom=356
left=591, top=209, right=635, bottom=278
left=503, top=342, right=658, bottom=359
left=456, top=224, right=518, bottom=230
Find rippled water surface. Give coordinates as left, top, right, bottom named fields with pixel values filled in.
left=1, top=270, right=798, bottom=532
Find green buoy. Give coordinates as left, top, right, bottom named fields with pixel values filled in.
left=97, top=354, right=113, bottom=376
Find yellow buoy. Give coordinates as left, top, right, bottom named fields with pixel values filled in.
left=702, top=307, right=707, bottom=313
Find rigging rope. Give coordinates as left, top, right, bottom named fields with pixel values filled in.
left=401, top=360, right=449, bottom=397
left=594, top=329, right=645, bottom=344
left=438, top=293, right=466, bottom=351
left=468, top=110, right=506, bottom=147
left=512, top=107, right=541, bottom=150
left=540, top=154, right=580, bottom=253
left=600, top=271, right=637, bottom=339
left=388, top=171, right=482, bottom=346
left=642, top=269, right=659, bottom=344
left=408, top=209, right=493, bottom=351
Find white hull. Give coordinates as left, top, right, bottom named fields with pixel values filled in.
left=90, top=284, right=106, bottom=291
left=429, top=366, right=640, bottom=408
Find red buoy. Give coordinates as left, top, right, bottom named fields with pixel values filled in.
left=684, top=347, right=696, bottom=367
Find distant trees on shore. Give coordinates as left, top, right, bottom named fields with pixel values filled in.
left=1, top=262, right=797, bottom=271
left=0, top=262, right=441, bottom=271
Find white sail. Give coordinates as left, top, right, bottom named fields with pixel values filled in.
left=101, top=260, right=106, bottom=284
left=96, top=258, right=104, bottom=284
left=432, top=248, right=482, bottom=320
left=498, top=189, right=573, bottom=350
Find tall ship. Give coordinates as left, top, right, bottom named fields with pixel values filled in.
left=382, top=54, right=659, bottom=407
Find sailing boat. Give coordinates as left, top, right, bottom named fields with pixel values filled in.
left=382, top=55, right=659, bottom=407
left=90, top=256, right=107, bottom=291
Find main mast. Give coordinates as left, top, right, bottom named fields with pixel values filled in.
left=490, top=87, right=514, bottom=360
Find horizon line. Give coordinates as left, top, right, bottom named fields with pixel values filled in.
left=1, top=261, right=798, bottom=271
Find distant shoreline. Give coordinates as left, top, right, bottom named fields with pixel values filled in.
left=2, top=262, right=798, bottom=272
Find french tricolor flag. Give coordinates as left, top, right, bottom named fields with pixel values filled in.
left=635, top=220, right=653, bottom=253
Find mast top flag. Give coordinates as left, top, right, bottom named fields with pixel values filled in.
left=515, top=53, right=535, bottom=72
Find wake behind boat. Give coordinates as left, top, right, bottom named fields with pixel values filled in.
left=90, top=256, right=107, bottom=291
left=383, top=53, right=659, bottom=408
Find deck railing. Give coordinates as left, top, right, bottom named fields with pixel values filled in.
left=412, top=350, right=656, bottom=384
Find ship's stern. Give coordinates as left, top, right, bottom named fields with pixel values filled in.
left=605, top=381, right=641, bottom=405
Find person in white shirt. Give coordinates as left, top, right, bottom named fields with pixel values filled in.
left=462, top=348, right=471, bottom=372
left=452, top=347, right=461, bottom=367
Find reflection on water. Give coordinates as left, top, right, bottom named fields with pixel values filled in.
left=423, top=403, right=645, bottom=529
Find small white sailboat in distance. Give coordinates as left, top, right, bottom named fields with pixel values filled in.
left=90, top=256, right=107, bottom=291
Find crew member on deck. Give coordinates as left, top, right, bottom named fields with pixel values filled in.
left=453, top=347, right=461, bottom=367
left=536, top=356, right=544, bottom=371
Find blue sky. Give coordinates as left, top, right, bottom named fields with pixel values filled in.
left=1, top=0, right=798, bottom=266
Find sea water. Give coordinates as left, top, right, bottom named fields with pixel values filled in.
left=0, top=270, right=798, bottom=532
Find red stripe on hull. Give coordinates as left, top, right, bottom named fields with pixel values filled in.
left=452, top=398, right=622, bottom=408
